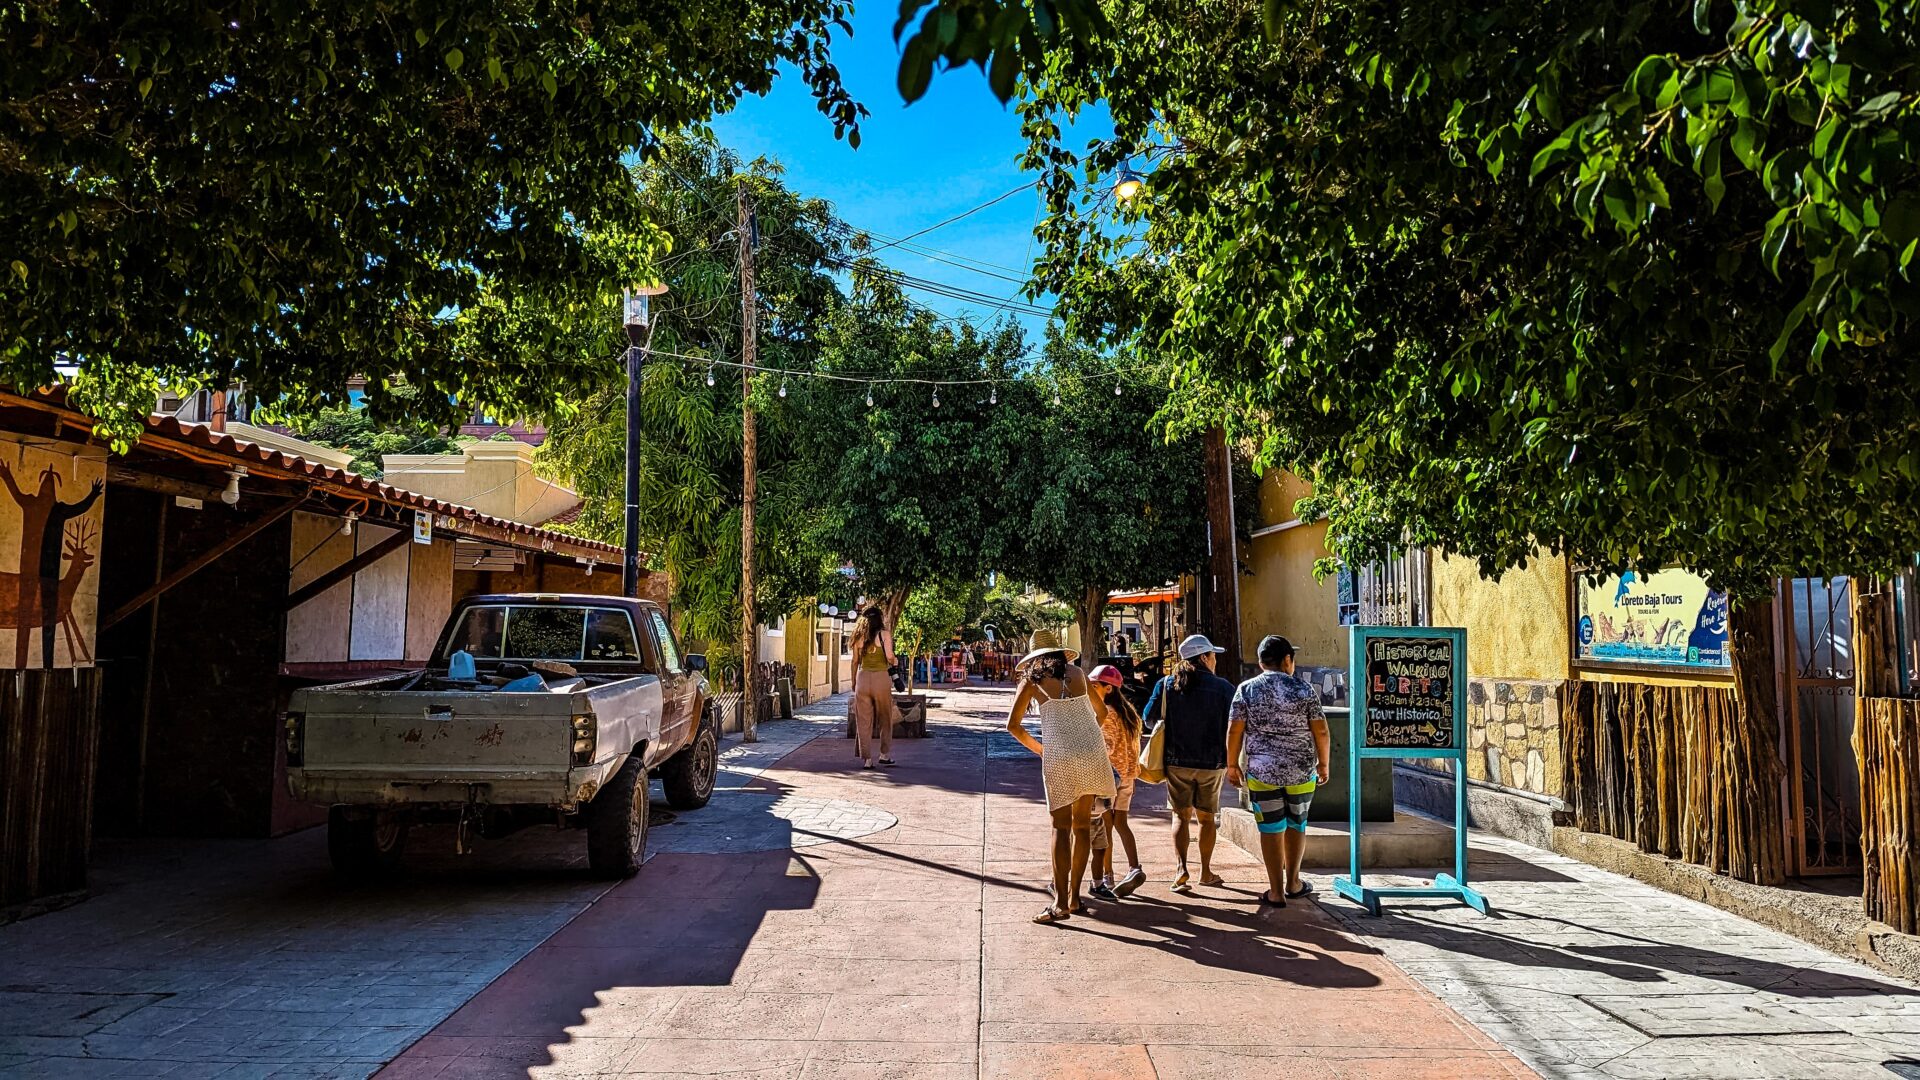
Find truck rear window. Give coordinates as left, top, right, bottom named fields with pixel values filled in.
left=445, top=605, right=644, bottom=663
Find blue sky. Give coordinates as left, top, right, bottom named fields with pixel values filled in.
left=710, top=6, right=1100, bottom=345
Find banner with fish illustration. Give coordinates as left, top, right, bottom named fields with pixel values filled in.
left=0, top=435, right=106, bottom=669
left=1574, top=568, right=1730, bottom=671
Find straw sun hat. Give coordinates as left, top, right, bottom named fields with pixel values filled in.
left=1018, top=628, right=1078, bottom=667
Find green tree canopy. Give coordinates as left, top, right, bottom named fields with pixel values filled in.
left=1008, top=0, right=1920, bottom=603
left=1001, top=330, right=1209, bottom=659
left=3, top=0, right=864, bottom=442
left=535, top=134, right=845, bottom=664
left=796, top=275, right=1032, bottom=619
left=285, top=383, right=467, bottom=478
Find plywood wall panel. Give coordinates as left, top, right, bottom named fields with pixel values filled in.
left=283, top=511, right=352, bottom=664
left=406, top=538, right=454, bottom=660
left=348, top=526, right=409, bottom=661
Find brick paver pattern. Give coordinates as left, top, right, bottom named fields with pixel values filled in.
left=378, top=682, right=1534, bottom=1079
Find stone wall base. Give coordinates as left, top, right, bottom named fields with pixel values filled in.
left=1393, top=764, right=1557, bottom=850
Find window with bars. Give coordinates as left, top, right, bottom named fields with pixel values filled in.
left=1347, top=549, right=1432, bottom=627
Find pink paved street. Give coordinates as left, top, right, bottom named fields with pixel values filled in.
left=380, top=683, right=1535, bottom=1079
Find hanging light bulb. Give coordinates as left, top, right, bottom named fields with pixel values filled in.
left=1053, top=386, right=1062, bottom=406
left=1115, top=379, right=1123, bottom=395
left=340, top=510, right=357, bottom=537
left=865, top=386, right=874, bottom=408
left=778, top=374, right=788, bottom=398
left=705, top=364, right=715, bottom=387
left=989, top=386, right=997, bottom=405
left=932, top=386, right=940, bottom=409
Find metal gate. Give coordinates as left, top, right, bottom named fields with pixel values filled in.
left=1779, top=576, right=1863, bottom=876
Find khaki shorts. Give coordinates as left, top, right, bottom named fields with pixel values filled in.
left=1111, top=775, right=1135, bottom=812
left=1165, top=766, right=1225, bottom=814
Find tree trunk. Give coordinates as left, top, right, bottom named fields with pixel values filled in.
left=879, top=587, right=909, bottom=635
left=1076, top=584, right=1109, bottom=671
left=1727, top=596, right=1787, bottom=885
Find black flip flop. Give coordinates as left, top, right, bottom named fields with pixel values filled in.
left=1260, top=892, right=1288, bottom=907
left=1285, top=883, right=1316, bottom=900
left=878, top=758, right=898, bottom=767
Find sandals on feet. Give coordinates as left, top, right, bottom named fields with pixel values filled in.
left=1260, top=891, right=1288, bottom=907
left=1199, top=873, right=1227, bottom=888
left=1033, top=906, right=1071, bottom=924
left=878, top=758, right=897, bottom=767
left=1285, top=883, right=1316, bottom=900
left=1170, top=869, right=1193, bottom=893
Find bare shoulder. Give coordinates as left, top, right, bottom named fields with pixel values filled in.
left=1063, top=665, right=1090, bottom=693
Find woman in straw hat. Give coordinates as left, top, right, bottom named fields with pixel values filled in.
left=1005, top=629, right=1117, bottom=923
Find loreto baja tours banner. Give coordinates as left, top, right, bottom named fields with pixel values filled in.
left=1575, top=568, right=1730, bottom=671
left=0, top=435, right=106, bottom=669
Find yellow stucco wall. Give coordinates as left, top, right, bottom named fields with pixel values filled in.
left=1237, top=471, right=1346, bottom=675
left=1431, top=551, right=1571, bottom=682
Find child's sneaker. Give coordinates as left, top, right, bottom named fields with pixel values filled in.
left=1090, top=880, right=1119, bottom=901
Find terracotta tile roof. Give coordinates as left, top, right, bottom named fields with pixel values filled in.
left=5, top=386, right=620, bottom=559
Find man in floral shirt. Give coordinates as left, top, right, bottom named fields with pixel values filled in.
left=1227, top=635, right=1332, bottom=906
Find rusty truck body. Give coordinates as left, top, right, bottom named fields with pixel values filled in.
left=285, top=594, right=714, bottom=879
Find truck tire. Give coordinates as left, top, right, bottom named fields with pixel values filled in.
left=660, top=713, right=718, bottom=810
left=586, top=752, right=649, bottom=879
left=328, top=806, right=408, bottom=878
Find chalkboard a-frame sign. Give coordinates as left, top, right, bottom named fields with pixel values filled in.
left=1331, top=625, right=1491, bottom=916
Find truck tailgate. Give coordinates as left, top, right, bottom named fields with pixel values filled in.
left=297, top=688, right=595, bottom=778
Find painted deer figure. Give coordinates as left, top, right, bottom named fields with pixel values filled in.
left=57, top=520, right=96, bottom=663
left=0, top=517, right=97, bottom=664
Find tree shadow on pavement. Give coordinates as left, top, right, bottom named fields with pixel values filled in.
left=1357, top=906, right=1919, bottom=998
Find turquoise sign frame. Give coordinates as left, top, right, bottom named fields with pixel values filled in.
left=1331, top=624, right=1490, bottom=916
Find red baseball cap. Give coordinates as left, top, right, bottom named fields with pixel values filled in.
left=1088, top=664, right=1124, bottom=687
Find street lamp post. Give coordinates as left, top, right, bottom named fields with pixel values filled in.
left=622, top=284, right=667, bottom=599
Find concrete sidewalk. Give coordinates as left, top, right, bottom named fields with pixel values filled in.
left=1316, top=833, right=1920, bottom=1080
left=381, top=681, right=1533, bottom=1079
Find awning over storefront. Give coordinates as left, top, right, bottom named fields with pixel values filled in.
left=1109, top=586, right=1180, bottom=604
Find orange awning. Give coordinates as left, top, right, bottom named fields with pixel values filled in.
left=1108, top=587, right=1180, bottom=604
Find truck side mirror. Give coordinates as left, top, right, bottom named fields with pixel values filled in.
left=685, top=653, right=709, bottom=672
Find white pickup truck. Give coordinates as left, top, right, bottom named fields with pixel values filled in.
left=285, top=594, right=714, bottom=879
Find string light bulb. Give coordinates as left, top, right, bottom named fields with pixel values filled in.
left=778, top=375, right=788, bottom=398
left=705, top=364, right=715, bottom=387
left=865, top=386, right=874, bottom=408
left=989, top=387, right=997, bottom=405
left=1115, top=379, right=1123, bottom=395
left=1053, top=386, right=1062, bottom=406
left=932, top=387, right=940, bottom=409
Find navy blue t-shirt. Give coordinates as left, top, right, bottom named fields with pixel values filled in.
left=1143, top=668, right=1236, bottom=770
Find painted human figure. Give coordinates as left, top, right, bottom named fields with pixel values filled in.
left=0, top=460, right=103, bottom=668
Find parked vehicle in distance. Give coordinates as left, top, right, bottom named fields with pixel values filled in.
left=284, top=594, right=715, bottom=879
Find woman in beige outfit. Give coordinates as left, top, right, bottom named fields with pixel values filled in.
left=847, top=607, right=898, bottom=769
left=1006, top=630, right=1116, bottom=923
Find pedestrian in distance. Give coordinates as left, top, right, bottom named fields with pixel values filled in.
left=1143, top=633, right=1237, bottom=893
left=1086, top=664, right=1146, bottom=900
left=1227, top=634, right=1333, bottom=906
left=847, top=607, right=899, bottom=770
left=1005, top=630, right=1117, bottom=924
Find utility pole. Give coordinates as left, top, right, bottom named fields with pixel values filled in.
left=738, top=183, right=760, bottom=743
left=1202, top=425, right=1241, bottom=675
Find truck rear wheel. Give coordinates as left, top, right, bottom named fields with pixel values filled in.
left=328, top=807, right=408, bottom=878
left=660, top=716, right=718, bottom=810
left=586, top=752, right=649, bottom=879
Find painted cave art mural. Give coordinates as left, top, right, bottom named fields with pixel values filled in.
left=0, top=440, right=106, bottom=669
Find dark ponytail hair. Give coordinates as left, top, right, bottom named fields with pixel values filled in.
left=1105, top=687, right=1143, bottom=735
left=1171, top=657, right=1200, bottom=692
left=1021, top=652, right=1068, bottom=686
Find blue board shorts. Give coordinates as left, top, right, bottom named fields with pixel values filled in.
left=1247, top=777, right=1316, bottom=833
